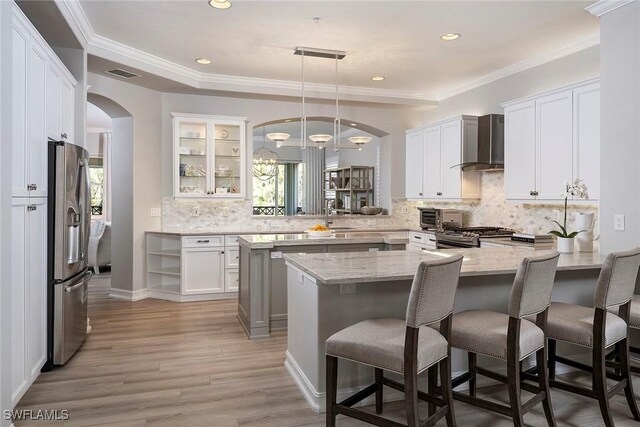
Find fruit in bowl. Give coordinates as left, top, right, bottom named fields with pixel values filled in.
left=306, top=224, right=333, bottom=237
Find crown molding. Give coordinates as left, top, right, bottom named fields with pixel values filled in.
left=586, top=0, right=635, bottom=17
left=437, top=34, right=600, bottom=101
left=53, top=0, right=95, bottom=47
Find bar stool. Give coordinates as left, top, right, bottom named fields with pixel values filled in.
left=448, top=252, right=560, bottom=427
left=608, top=295, right=640, bottom=373
left=544, top=248, right=640, bottom=427
left=325, top=254, right=464, bottom=427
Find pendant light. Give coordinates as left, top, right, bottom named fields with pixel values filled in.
left=294, top=47, right=346, bottom=151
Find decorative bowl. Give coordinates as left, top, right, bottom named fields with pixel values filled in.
left=361, top=206, right=383, bottom=215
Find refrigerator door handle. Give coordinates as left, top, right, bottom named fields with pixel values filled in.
left=78, top=159, right=89, bottom=262
left=65, top=271, right=92, bottom=293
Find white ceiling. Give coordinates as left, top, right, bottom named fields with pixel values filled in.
left=77, top=0, right=598, bottom=102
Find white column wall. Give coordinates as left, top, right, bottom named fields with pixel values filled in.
left=598, top=1, right=640, bottom=253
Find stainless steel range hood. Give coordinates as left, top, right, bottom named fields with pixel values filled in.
left=457, top=114, right=504, bottom=171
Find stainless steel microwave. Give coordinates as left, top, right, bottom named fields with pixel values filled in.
left=418, top=208, right=463, bottom=230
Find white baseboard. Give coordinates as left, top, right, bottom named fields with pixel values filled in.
left=108, top=288, right=148, bottom=301
left=285, top=350, right=590, bottom=414
left=109, top=287, right=237, bottom=302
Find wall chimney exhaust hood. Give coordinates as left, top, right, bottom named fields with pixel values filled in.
left=456, top=114, right=504, bottom=171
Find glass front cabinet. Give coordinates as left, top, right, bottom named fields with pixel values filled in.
left=172, top=113, right=247, bottom=198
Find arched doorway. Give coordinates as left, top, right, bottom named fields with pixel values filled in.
left=86, top=93, right=134, bottom=295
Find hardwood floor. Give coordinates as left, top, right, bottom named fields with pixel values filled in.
left=14, top=273, right=640, bottom=426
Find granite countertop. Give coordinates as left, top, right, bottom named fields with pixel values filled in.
left=283, top=247, right=605, bottom=285
left=146, top=228, right=411, bottom=237
left=238, top=231, right=409, bottom=249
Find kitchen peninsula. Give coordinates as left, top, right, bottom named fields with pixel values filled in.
left=283, top=248, right=606, bottom=412
left=237, top=231, right=409, bottom=339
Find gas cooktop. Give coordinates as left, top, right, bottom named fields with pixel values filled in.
left=434, top=226, right=516, bottom=248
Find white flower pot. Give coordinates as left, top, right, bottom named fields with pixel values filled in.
left=556, top=237, right=575, bottom=254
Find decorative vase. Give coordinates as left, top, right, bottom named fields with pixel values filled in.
left=556, top=237, right=575, bottom=254
left=576, top=212, right=596, bottom=252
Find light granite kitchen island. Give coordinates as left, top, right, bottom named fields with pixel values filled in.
left=237, top=231, right=409, bottom=339
left=283, top=247, right=607, bottom=412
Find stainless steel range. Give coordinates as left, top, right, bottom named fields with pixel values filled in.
left=435, top=226, right=516, bottom=249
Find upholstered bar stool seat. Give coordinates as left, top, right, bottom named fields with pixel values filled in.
left=610, top=295, right=640, bottom=328
left=547, top=302, right=627, bottom=348
left=450, top=311, right=544, bottom=361
left=326, top=319, right=447, bottom=374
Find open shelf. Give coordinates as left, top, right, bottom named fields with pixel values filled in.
left=148, top=250, right=181, bottom=257
left=148, top=267, right=181, bottom=276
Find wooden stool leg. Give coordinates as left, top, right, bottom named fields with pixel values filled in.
left=536, top=346, right=557, bottom=427
left=593, top=342, right=615, bottom=427
left=404, top=362, right=419, bottom=427
left=428, top=365, right=437, bottom=417
left=548, top=339, right=557, bottom=381
left=617, top=338, right=640, bottom=420
left=468, top=352, right=477, bottom=397
left=375, top=367, right=384, bottom=415
left=507, top=351, right=524, bottom=427
left=440, top=356, right=457, bottom=427
left=326, top=355, right=338, bottom=427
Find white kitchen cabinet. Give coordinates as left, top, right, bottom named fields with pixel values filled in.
left=423, top=126, right=442, bottom=198
left=12, top=6, right=76, bottom=199
left=172, top=113, right=247, bottom=198
left=573, top=82, right=600, bottom=201
left=405, top=116, right=480, bottom=201
left=11, top=197, right=47, bottom=407
left=225, top=269, right=239, bottom=292
left=408, top=231, right=436, bottom=252
left=535, top=90, right=573, bottom=200
left=59, top=77, right=75, bottom=142
left=502, top=78, right=600, bottom=202
left=405, top=131, right=424, bottom=198
left=504, top=101, right=536, bottom=200
left=146, top=233, right=240, bottom=301
left=182, top=247, right=225, bottom=294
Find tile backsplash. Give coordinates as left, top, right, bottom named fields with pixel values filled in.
left=162, top=172, right=598, bottom=235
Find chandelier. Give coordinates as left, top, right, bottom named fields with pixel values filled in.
left=253, top=129, right=280, bottom=181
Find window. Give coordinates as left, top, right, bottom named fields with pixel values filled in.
left=253, top=162, right=302, bottom=216
left=89, top=157, right=104, bottom=217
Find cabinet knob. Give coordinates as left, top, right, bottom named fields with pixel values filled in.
left=27, top=204, right=37, bottom=212
left=196, top=239, right=210, bottom=243
left=530, top=190, right=539, bottom=196
left=419, top=192, right=423, bottom=196
left=27, top=184, right=37, bottom=191
left=436, top=192, right=443, bottom=196
left=61, top=133, right=67, bottom=139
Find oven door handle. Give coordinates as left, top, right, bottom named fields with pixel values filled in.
left=436, top=241, right=475, bottom=249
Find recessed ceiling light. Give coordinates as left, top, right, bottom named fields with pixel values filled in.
left=195, top=58, right=212, bottom=65
left=284, top=119, right=292, bottom=122
left=209, top=0, right=231, bottom=10
left=350, top=123, right=357, bottom=127
left=441, top=33, right=461, bottom=41
left=371, top=76, right=385, bottom=81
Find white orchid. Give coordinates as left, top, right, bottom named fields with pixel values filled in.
left=551, top=179, right=590, bottom=238
left=560, top=178, right=589, bottom=200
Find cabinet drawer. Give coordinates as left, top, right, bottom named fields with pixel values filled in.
left=225, top=269, right=239, bottom=292
left=225, top=235, right=239, bottom=246
left=225, top=248, right=240, bottom=268
left=410, top=232, right=436, bottom=247
left=182, top=236, right=224, bottom=248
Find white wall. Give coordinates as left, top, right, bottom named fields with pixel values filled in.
left=424, top=46, right=600, bottom=123
left=88, top=73, right=163, bottom=293
left=0, top=1, right=10, bottom=423
left=599, top=2, right=640, bottom=253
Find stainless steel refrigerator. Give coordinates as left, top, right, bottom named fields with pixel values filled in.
left=46, top=140, right=92, bottom=368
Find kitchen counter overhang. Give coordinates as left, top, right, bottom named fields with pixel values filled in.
left=283, top=247, right=605, bottom=285
left=238, top=231, right=409, bottom=249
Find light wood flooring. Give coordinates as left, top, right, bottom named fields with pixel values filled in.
left=14, top=272, right=640, bottom=426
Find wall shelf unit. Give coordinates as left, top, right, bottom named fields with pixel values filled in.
left=323, top=166, right=375, bottom=215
